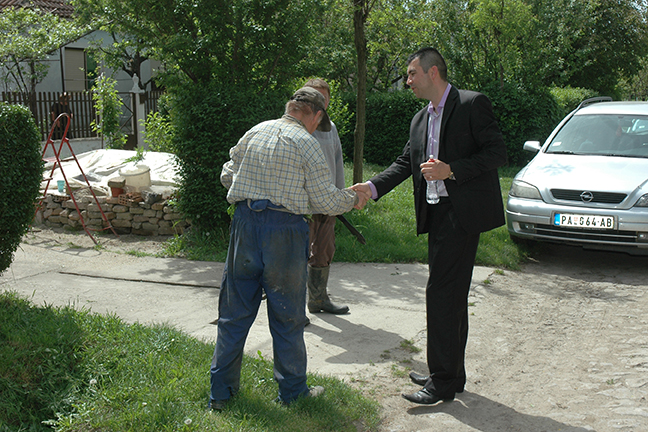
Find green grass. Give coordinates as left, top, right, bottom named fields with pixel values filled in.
left=0, top=291, right=380, bottom=432
left=163, top=163, right=528, bottom=269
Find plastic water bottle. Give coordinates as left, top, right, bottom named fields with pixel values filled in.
left=426, top=155, right=440, bottom=205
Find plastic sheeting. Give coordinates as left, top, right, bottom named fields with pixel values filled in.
left=43, top=149, right=179, bottom=198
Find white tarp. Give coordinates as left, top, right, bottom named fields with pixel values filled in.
left=43, top=149, right=179, bottom=198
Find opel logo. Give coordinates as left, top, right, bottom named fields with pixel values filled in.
left=580, top=191, right=594, bottom=202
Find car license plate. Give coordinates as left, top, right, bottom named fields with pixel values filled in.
left=553, top=213, right=615, bottom=229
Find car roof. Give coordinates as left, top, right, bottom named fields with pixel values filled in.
left=574, top=101, right=648, bottom=116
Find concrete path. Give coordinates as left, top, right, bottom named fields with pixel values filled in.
left=1, top=240, right=492, bottom=380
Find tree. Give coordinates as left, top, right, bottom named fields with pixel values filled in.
left=529, top=0, right=648, bottom=96
left=365, top=0, right=435, bottom=91
left=0, top=6, right=85, bottom=112
left=352, top=0, right=372, bottom=184
left=309, top=0, right=431, bottom=182
left=72, top=0, right=326, bottom=90
left=470, top=0, right=537, bottom=89
left=85, top=32, right=152, bottom=91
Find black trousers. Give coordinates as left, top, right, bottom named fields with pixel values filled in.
left=424, top=200, right=480, bottom=398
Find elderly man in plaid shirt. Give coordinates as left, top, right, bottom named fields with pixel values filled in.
left=209, top=87, right=367, bottom=410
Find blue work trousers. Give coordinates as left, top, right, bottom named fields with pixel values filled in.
left=210, top=201, right=310, bottom=404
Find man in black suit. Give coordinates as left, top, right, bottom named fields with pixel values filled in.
left=351, top=47, right=507, bottom=404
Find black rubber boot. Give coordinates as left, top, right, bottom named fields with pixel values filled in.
left=307, top=265, right=349, bottom=314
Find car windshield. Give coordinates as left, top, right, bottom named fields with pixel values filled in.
left=546, top=114, right=648, bottom=157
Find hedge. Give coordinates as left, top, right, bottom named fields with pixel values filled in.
left=0, top=103, right=43, bottom=273
left=171, top=82, right=287, bottom=232
left=338, top=85, right=574, bottom=168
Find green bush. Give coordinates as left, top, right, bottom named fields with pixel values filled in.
left=90, top=73, right=127, bottom=149
left=171, top=82, right=286, bottom=232
left=550, top=86, right=599, bottom=118
left=338, top=90, right=425, bottom=165
left=483, top=82, right=563, bottom=166
left=337, top=85, right=563, bottom=167
left=143, top=111, right=175, bottom=153
left=0, top=103, right=43, bottom=273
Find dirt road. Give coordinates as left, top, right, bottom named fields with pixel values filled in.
left=369, top=244, right=648, bottom=432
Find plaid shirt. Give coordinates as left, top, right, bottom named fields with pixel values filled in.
left=221, top=115, right=357, bottom=215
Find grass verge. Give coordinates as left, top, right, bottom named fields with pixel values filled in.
left=162, top=163, right=527, bottom=269
left=0, top=291, right=380, bottom=432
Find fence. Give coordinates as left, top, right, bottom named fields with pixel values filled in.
left=1, top=90, right=164, bottom=142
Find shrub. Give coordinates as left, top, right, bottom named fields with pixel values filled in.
left=0, top=103, right=43, bottom=273
left=171, top=82, right=286, bottom=232
left=338, top=85, right=562, bottom=167
left=90, top=73, right=127, bottom=149
left=338, top=90, right=426, bottom=165
left=483, top=82, right=563, bottom=166
left=550, top=86, right=599, bottom=118
left=143, top=111, right=175, bottom=153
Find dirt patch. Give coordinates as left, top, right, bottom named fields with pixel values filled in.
left=348, top=245, right=648, bottom=432
left=24, top=226, right=172, bottom=256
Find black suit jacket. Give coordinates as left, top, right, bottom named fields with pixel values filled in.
left=370, top=86, right=508, bottom=235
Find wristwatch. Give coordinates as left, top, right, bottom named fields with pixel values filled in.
left=448, top=171, right=456, bottom=180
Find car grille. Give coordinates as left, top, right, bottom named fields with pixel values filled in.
left=534, top=224, right=638, bottom=243
left=550, top=189, right=627, bottom=204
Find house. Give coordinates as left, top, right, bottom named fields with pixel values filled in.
left=1, top=0, right=161, bottom=145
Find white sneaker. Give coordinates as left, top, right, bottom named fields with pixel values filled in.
left=307, top=386, right=325, bottom=398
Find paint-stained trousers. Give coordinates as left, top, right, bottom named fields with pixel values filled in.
left=210, top=201, right=310, bottom=404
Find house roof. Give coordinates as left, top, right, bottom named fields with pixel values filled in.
left=0, top=0, right=74, bottom=19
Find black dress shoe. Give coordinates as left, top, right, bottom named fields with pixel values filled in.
left=410, top=371, right=465, bottom=393
left=409, top=371, right=430, bottom=386
left=402, top=388, right=453, bottom=405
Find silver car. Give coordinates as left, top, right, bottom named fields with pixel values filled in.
left=506, top=97, right=648, bottom=255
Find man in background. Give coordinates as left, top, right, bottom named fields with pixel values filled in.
left=50, top=92, right=73, bottom=139
left=304, top=78, right=349, bottom=315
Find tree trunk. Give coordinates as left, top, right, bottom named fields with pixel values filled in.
left=28, top=61, right=38, bottom=118
left=353, top=0, right=368, bottom=184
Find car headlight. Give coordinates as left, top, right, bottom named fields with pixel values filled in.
left=509, top=180, right=542, bottom=200
left=634, top=194, right=648, bottom=207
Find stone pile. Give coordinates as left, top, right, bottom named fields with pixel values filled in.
left=35, top=193, right=190, bottom=236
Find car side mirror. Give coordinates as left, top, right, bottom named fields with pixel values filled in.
left=523, top=141, right=542, bottom=153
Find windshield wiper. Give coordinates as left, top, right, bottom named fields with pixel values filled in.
left=547, top=150, right=575, bottom=154
left=598, top=153, right=647, bottom=158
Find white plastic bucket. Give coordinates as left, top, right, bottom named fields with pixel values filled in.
left=119, top=165, right=151, bottom=192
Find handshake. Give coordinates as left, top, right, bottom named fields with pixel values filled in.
left=348, top=183, right=372, bottom=210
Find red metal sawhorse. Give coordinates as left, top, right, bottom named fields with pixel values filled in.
left=36, top=113, right=118, bottom=244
